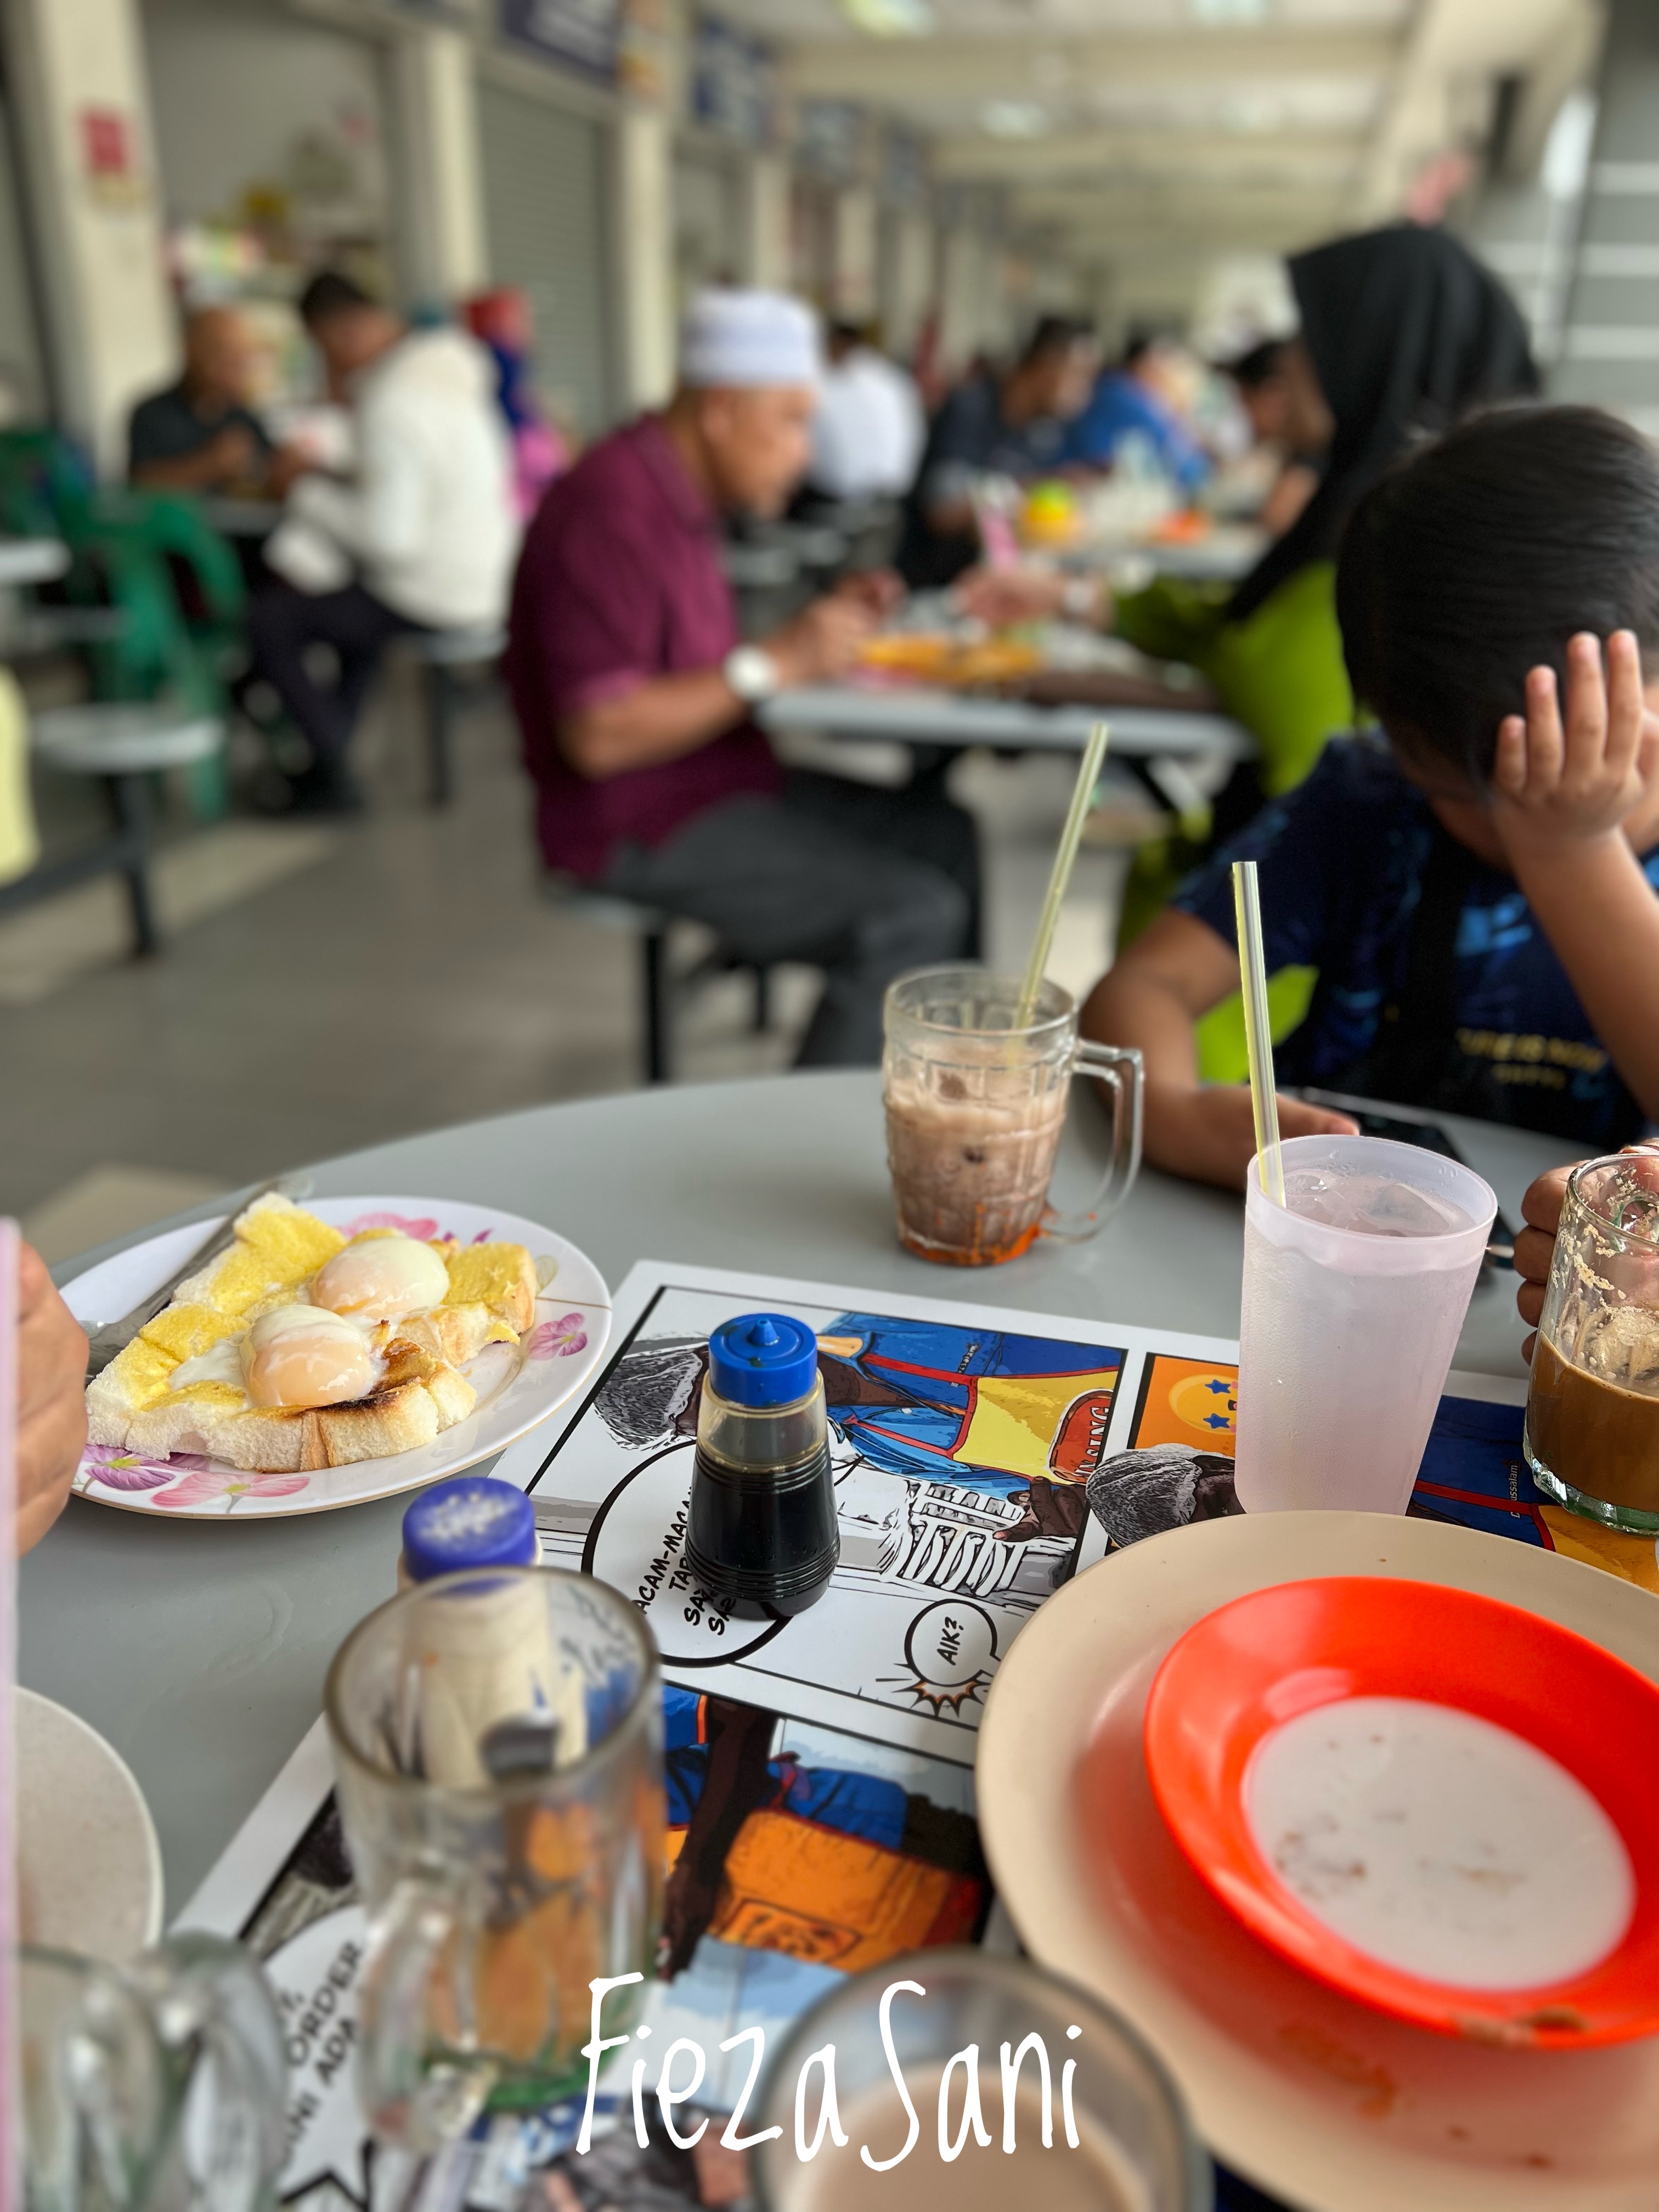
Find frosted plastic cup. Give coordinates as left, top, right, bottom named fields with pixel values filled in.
left=1234, top=1133, right=1497, bottom=1515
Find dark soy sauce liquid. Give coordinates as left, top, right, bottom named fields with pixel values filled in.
left=685, top=1440, right=839, bottom=1618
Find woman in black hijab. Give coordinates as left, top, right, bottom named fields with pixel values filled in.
left=1229, top=224, right=1539, bottom=623
left=963, top=226, right=1536, bottom=861
left=1091, top=224, right=1539, bottom=942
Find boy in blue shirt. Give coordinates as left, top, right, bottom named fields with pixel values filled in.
left=1085, top=405, right=1659, bottom=1187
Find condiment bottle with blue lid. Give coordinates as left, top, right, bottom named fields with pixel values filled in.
left=394, top=1475, right=583, bottom=1787
left=398, top=1473, right=539, bottom=1590
left=685, top=1312, right=838, bottom=1617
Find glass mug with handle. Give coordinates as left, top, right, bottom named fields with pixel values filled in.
left=1525, top=1150, right=1659, bottom=1530
left=883, top=967, right=1143, bottom=1266
left=324, top=1565, right=664, bottom=2153
left=21, top=1933, right=287, bottom=2212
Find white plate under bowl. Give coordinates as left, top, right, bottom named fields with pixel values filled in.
left=63, top=1195, right=611, bottom=1520
left=977, top=1511, right=1659, bottom=2212
left=17, top=1687, right=163, bottom=1962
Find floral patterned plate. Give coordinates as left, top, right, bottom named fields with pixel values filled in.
left=62, top=1195, right=611, bottom=1520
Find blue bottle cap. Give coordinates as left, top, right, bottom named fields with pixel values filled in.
left=707, top=1311, right=819, bottom=1409
left=402, top=1475, right=538, bottom=1584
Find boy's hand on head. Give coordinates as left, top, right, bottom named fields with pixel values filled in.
left=1148, top=1082, right=1358, bottom=1192
left=1491, top=631, right=1659, bottom=860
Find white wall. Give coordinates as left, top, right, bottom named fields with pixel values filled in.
left=7, top=0, right=176, bottom=467
left=880, top=207, right=934, bottom=358
left=391, top=25, right=486, bottom=306
left=738, top=153, right=790, bottom=291
left=615, top=104, right=675, bottom=409
left=830, top=184, right=877, bottom=320
left=141, top=0, right=391, bottom=248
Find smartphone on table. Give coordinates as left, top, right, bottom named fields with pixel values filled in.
left=1295, top=1088, right=1520, bottom=1268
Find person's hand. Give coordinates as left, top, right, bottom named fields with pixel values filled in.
left=764, top=592, right=878, bottom=687
left=952, top=567, right=1071, bottom=629
left=834, top=568, right=904, bottom=620
left=204, top=421, right=261, bottom=484
left=1514, top=1143, right=1659, bottom=1359
left=1145, top=1082, right=1358, bottom=1192
left=264, top=443, right=312, bottom=499
left=15, top=1240, right=87, bottom=1555
left=1491, top=631, right=1659, bottom=862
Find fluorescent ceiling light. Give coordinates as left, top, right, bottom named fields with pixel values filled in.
left=984, top=100, right=1049, bottom=138
left=1193, top=0, right=1268, bottom=21
left=841, top=0, right=935, bottom=35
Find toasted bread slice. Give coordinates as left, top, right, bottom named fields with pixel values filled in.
left=174, top=1193, right=346, bottom=1317
left=133, top=1367, right=478, bottom=1473
left=89, top=1198, right=347, bottom=1442
left=392, top=1301, right=514, bottom=1369
left=86, top=1197, right=516, bottom=1477
left=443, top=1243, right=538, bottom=1334
left=303, top=1367, right=477, bottom=1469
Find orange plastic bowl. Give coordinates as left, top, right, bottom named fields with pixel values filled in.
left=1143, top=1576, right=1659, bottom=2046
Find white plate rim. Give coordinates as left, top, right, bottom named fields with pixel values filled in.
left=977, top=1511, right=1659, bottom=2212
left=63, top=1195, right=612, bottom=1520
left=16, top=1685, right=165, bottom=1958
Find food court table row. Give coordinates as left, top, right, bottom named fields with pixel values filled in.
left=761, top=684, right=1254, bottom=764
left=22, top=1069, right=1573, bottom=1912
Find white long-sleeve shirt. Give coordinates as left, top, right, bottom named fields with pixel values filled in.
left=810, top=347, right=926, bottom=501
left=274, top=326, right=518, bottom=629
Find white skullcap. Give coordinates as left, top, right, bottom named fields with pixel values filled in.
left=680, top=289, right=822, bottom=390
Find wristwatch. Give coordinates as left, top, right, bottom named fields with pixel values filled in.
left=723, top=645, right=783, bottom=703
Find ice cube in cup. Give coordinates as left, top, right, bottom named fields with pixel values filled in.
left=1282, top=1167, right=1475, bottom=1240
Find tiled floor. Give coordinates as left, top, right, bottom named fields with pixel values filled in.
left=2, top=663, right=1127, bottom=1256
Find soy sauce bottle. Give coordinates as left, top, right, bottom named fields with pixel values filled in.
left=685, top=1313, right=838, bottom=1618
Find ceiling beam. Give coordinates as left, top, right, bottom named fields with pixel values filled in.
left=1358, top=0, right=1593, bottom=221
left=783, top=28, right=1400, bottom=105
left=1011, top=190, right=1350, bottom=233
left=934, top=130, right=1367, bottom=184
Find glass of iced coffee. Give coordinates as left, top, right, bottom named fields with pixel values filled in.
left=1525, top=1152, right=1659, bottom=1531
left=882, top=966, right=1143, bottom=1266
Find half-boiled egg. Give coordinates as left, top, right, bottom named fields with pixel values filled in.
left=244, top=1306, right=380, bottom=1409
left=308, top=1233, right=449, bottom=1324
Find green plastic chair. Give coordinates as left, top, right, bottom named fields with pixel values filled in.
left=1, top=435, right=241, bottom=817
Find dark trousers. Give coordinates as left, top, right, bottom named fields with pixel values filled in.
left=245, top=579, right=421, bottom=766
left=600, top=769, right=981, bottom=1068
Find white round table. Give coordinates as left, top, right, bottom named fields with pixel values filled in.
left=20, top=1070, right=1575, bottom=1908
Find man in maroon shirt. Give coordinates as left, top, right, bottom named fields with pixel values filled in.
left=506, top=289, right=977, bottom=1065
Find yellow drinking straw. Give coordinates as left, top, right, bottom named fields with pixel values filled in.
left=1232, top=858, right=1286, bottom=1206
left=1017, top=720, right=1110, bottom=1025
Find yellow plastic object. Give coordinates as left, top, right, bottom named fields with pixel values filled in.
left=1195, top=967, right=1318, bottom=1085
left=1020, top=478, right=1081, bottom=546
left=0, top=669, right=40, bottom=885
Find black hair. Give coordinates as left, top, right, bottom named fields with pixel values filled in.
left=1121, top=326, right=1170, bottom=370
left=298, top=270, right=375, bottom=328
left=1336, top=404, right=1659, bottom=785
left=1224, top=339, right=1286, bottom=390
left=1020, top=314, right=1094, bottom=365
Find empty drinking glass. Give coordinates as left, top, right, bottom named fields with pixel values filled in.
left=324, top=1566, right=664, bottom=2152
left=20, top=1936, right=287, bottom=2212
